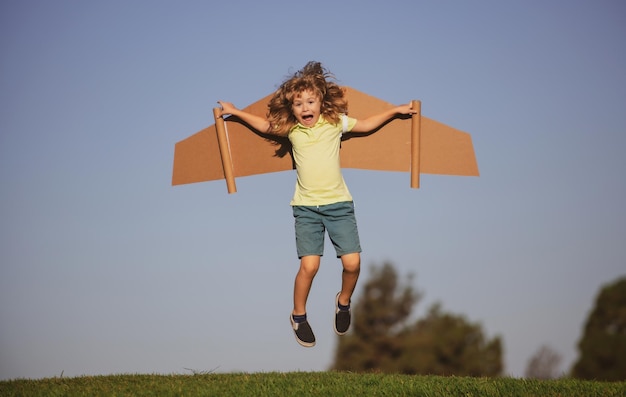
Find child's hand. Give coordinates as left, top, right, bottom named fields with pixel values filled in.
left=217, top=101, right=238, bottom=117
left=396, top=103, right=418, bottom=115
left=215, top=101, right=271, bottom=133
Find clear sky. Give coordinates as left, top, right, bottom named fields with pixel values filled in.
left=1, top=0, right=625, bottom=380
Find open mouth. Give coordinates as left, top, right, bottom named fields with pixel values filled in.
left=302, top=114, right=314, bottom=123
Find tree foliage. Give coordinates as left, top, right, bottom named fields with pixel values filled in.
left=571, top=276, right=626, bottom=381
left=525, top=345, right=563, bottom=379
left=332, top=263, right=419, bottom=372
left=331, top=262, right=503, bottom=376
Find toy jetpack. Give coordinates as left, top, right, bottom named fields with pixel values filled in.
left=172, top=87, right=478, bottom=193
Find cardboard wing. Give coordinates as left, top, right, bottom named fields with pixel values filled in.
left=172, top=87, right=479, bottom=193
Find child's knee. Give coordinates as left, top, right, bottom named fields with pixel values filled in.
left=300, top=255, right=321, bottom=275
left=341, top=253, right=360, bottom=273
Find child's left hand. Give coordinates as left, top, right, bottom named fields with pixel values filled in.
left=397, top=103, right=417, bottom=115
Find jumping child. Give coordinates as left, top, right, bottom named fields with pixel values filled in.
left=218, top=61, right=415, bottom=347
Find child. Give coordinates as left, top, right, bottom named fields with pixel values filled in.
left=218, top=62, right=415, bottom=347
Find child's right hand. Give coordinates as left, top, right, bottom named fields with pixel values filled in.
left=217, top=101, right=238, bottom=117
left=215, top=101, right=271, bottom=133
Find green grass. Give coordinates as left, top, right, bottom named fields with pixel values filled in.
left=1, top=372, right=625, bottom=397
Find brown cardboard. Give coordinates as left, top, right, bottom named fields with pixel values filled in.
left=172, top=87, right=479, bottom=192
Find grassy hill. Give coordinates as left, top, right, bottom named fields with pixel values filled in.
left=2, top=372, right=625, bottom=396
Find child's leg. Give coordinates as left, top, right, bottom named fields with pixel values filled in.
left=292, top=255, right=321, bottom=315
left=338, top=252, right=360, bottom=306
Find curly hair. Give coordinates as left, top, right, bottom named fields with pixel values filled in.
left=267, top=62, right=348, bottom=136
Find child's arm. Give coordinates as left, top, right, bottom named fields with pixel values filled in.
left=351, top=103, right=416, bottom=133
left=217, top=101, right=271, bottom=133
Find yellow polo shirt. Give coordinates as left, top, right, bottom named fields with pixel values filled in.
left=288, top=115, right=357, bottom=206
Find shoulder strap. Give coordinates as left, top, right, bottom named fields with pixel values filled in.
left=342, top=114, right=349, bottom=134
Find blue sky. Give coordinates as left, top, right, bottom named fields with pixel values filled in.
left=1, top=0, right=625, bottom=379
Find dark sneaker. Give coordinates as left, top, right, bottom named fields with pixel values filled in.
left=290, top=315, right=315, bottom=347
left=334, top=292, right=351, bottom=335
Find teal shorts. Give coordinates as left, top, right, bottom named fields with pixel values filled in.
left=292, top=201, right=362, bottom=258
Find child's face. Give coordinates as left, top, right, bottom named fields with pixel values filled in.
left=291, top=90, right=321, bottom=127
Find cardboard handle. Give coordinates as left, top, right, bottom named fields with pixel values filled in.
left=410, top=100, right=421, bottom=189
left=213, top=108, right=237, bottom=193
